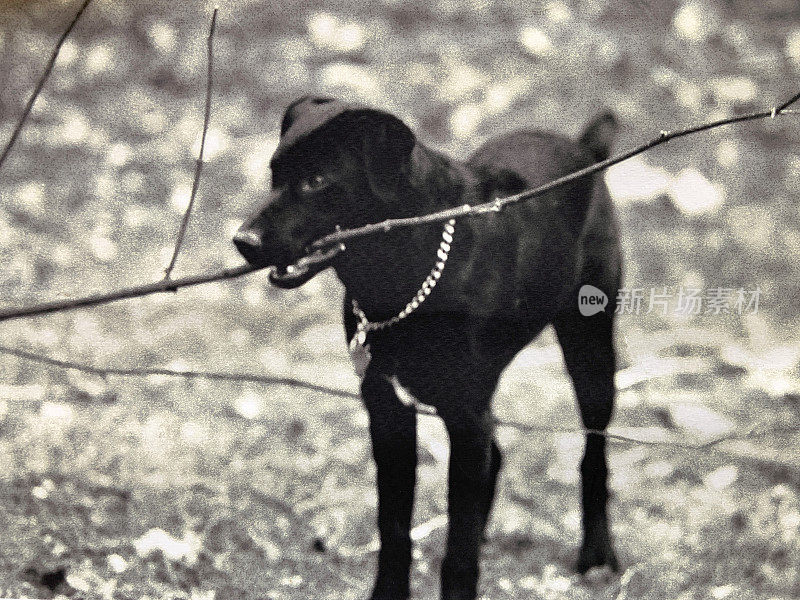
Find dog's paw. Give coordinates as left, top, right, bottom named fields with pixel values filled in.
left=369, top=592, right=409, bottom=600
left=369, top=579, right=410, bottom=600
left=575, top=537, right=619, bottom=574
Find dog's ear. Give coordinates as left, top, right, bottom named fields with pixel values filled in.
left=473, top=165, right=527, bottom=199
left=579, top=111, right=618, bottom=162
left=280, top=95, right=338, bottom=136
left=355, top=110, right=416, bottom=199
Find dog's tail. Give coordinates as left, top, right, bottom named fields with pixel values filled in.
left=579, top=111, right=618, bottom=162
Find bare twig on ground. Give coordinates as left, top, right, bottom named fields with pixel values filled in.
left=334, top=514, right=453, bottom=558
left=0, top=93, right=797, bottom=321
left=497, top=418, right=763, bottom=449
left=615, top=565, right=644, bottom=600
left=0, top=344, right=765, bottom=449
left=411, top=514, right=449, bottom=542
left=0, top=343, right=359, bottom=400
left=163, top=8, right=218, bottom=279
left=0, top=0, right=94, bottom=171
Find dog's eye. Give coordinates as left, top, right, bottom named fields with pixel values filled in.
left=298, top=173, right=330, bottom=194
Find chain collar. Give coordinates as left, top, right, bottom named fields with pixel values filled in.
left=351, top=218, right=456, bottom=337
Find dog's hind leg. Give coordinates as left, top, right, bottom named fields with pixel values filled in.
left=361, top=372, right=418, bottom=600
left=553, top=307, right=620, bottom=573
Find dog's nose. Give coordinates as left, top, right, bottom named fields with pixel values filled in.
left=233, top=229, right=266, bottom=265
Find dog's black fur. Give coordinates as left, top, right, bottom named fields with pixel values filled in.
left=234, top=96, right=622, bottom=600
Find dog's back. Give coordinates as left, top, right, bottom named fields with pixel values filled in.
left=446, top=114, right=621, bottom=319
left=467, top=113, right=618, bottom=235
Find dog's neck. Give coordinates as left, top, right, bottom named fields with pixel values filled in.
left=333, top=144, right=478, bottom=320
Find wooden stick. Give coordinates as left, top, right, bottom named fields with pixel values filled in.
left=0, top=94, right=797, bottom=322
left=0, top=343, right=359, bottom=399
left=0, top=264, right=256, bottom=321
left=310, top=97, right=800, bottom=251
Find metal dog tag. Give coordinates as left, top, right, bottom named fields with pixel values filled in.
left=349, top=329, right=371, bottom=378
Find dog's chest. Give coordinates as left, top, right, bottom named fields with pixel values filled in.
left=353, top=314, right=540, bottom=405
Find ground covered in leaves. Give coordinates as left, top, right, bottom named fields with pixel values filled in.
left=1, top=0, right=800, bottom=598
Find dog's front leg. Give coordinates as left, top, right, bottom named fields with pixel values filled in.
left=440, top=410, right=496, bottom=600
left=362, top=372, right=418, bottom=600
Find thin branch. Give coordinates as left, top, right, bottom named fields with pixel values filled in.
left=776, top=91, right=800, bottom=113
left=0, top=92, right=798, bottom=321
left=0, top=344, right=765, bottom=449
left=310, top=93, right=800, bottom=251
left=163, top=8, right=218, bottom=279
left=497, top=418, right=763, bottom=449
left=0, top=0, right=93, bottom=171
left=410, top=514, right=449, bottom=542
left=0, top=264, right=256, bottom=322
left=339, top=514, right=450, bottom=558
left=614, top=565, right=644, bottom=600
left=0, top=343, right=359, bottom=400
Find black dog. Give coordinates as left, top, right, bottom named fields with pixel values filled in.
left=234, top=96, right=621, bottom=600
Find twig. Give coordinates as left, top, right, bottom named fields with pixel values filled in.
left=0, top=264, right=257, bottom=322
left=336, top=539, right=379, bottom=558
left=776, top=91, right=800, bottom=113
left=309, top=93, right=800, bottom=251
left=334, top=513, right=449, bottom=559
left=0, top=0, right=93, bottom=171
left=497, top=418, right=763, bottom=449
left=163, top=8, right=218, bottom=279
left=0, top=344, right=765, bottom=449
left=0, top=343, right=359, bottom=400
left=614, top=564, right=643, bottom=600
left=410, top=514, right=449, bottom=542
left=0, top=92, right=798, bottom=321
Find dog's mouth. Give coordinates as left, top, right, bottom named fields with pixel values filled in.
left=268, top=244, right=343, bottom=289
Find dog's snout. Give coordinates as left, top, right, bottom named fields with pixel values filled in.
left=233, top=228, right=266, bottom=265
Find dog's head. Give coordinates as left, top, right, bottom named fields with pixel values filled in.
left=233, top=96, right=416, bottom=288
